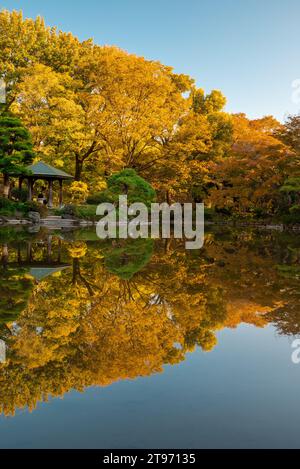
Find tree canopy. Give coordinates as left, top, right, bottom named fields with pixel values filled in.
left=0, top=9, right=299, bottom=217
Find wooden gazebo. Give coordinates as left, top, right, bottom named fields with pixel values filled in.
left=19, top=161, right=74, bottom=208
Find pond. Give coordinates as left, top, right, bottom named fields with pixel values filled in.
left=0, top=226, right=299, bottom=448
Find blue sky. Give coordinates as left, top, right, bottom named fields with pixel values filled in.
left=1, top=0, right=300, bottom=121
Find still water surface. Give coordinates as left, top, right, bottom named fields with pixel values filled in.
left=0, top=226, right=299, bottom=448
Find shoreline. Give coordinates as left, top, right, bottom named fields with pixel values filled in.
left=0, top=217, right=299, bottom=231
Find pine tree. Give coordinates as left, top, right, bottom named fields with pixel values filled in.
left=0, top=111, right=35, bottom=197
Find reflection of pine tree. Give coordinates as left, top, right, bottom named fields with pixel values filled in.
left=0, top=263, right=33, bottom=325
left=103, top=238, right=154, bottom=279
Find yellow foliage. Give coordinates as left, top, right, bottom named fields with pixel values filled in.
left=67, top=242, right=87, bottom=258
left=69, top=181, right=89, bottom=203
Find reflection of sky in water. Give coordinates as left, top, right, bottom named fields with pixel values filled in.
left=0, top=325, right=299, bottom=448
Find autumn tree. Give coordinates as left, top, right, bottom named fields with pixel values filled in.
left=207, top=114, right=294, bottom=215
left=9, top=34, right=193, bottom=183
left=0, top=10, right=82, bottom=108
left=276, top=114, right=300, bottom=155
left=147, top=87, right=232, bottom=203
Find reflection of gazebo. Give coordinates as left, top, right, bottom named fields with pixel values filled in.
left=3, top=237, right=71, bottom=282
left=19, top=161, right=74, bottom=208
left=29, top=266, right=70, bottom=281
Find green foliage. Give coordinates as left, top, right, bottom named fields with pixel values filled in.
left=85, top=192, right=110, bottom=205
left=10, top=187, right=28, bottom=202
left=0, top=197, right=15, bottom=210
left=280, top=204, right=300, bottom=224
left=74, top=205, right=98, bottom=220
left=57, top=204, right=76, bottom=217
left=0, top=198, right=48, bottom=218
left=0, top=227, right=32, bottom=243
left=280, top=178, right=300, bottom=193
left=0, top=112, right=35, bottom=176
left=277, top=264, right=300, bottom=279
left=87, top=169, right=156, bottom=208
left=0, top=197, right=27, bottom=217
left=103, top=238, right=154, bottom=279
left=203, top=207, right=216, bottom=221
left=289, top=204, right=300, bottom=215
left=0, top=267, right=34, bottom=325
left=24, top=201, right=48, bottom=217
left=58, top=204, right=99, bottom=220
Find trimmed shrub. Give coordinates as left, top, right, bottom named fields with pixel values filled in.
left=75, top=205, right=98, bottom=220
left=60, top=204, right=77, bottom=217
left=11, top=187, right=28, bottom=202
left=25, top=201, right=48, bottom=217
left=57, top=204, right=99, bottom=220
left=86, top=169, right=156, bottom=208
left=0, top=198, right=49, bottom=218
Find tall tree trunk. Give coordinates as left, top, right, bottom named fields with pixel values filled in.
left=75, top=157, right=83, bottom=181
left=166, top=189, right=172, bottom=205
left=72, top=258, right=79, bottom=284
left=164, top=237, right=171, bottom=253
left=2, top=173, right=10, bottom=198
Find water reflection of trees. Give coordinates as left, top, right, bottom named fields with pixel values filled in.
left=0, top=228, right=299, bottom=415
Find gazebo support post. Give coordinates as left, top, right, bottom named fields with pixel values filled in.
left=48, top=179, right=53, bottom=208
left=27, top=178, right=33, bottom=201
left=26, top=242, right=32, bottom=262
left=59, top=179, right=63, bottom=207
left=18, top=177, right=23, bottom=191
